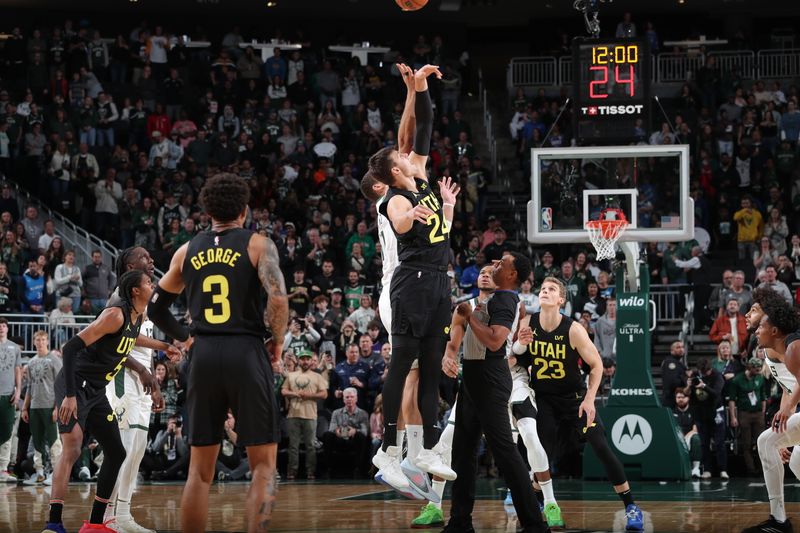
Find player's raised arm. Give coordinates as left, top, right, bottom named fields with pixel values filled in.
left=386, top=194, right=435, bottom=235
left=408, top=64, right=443, bottom=179
left=397, top=63, right=416, bottom=155
left=258, top=236, right=289, bottom=362
left=148, top=243, right=191, bottom=343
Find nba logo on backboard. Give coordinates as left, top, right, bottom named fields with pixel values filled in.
left=541, top=207, right=553, bottom=231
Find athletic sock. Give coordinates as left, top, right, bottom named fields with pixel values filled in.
left=48, top=500, right=64, bottom=524
left=396, top=429, right=406, bottom=456
left=432, top=480, right=446, bottom=510
left=116, top=499, right=131, bottom=519
left=618, top=489, right=634, bottom=508
left=539, top=479, right=556, bottom=505
left=407, top=425, right=423, bottom=462
left=90, top=496, right=110, bottom=524
left=103, top=500, right=115, bottom=522
left=771, top=496, right=787, bottom=523
left=692, top=461, right=700, bottom=470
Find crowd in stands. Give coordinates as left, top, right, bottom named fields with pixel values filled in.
left=0, top=13, right=799, bottom=484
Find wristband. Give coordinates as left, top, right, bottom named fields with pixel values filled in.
left=443, top=203, right=455, bottom=208
left=512, top=340, right=527, bottom=355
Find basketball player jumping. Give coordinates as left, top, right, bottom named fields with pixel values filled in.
left=517, top=277, right=644, bottom=532
left=741, top=295, right=800, bottom=533
left=148, top=174, right=289, bottom=533
left=103, top=247, right=166, bottom=533
left=42, top=270, right=176, bottom=533
left=369, top=64, right=460, bottom=492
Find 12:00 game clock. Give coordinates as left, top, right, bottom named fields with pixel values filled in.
left=572, top=37, right=651, bottom=145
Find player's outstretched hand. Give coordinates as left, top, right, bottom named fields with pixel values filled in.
left=456, top=302, right=473, bottom=320
left=139, top=370, right=158, bottom=395
left=578, top=397, right=596, bottom=431
left=773, top=405, right=793, bottom=433
left=397, top=63, right=415, bottom=91
left=415, top=64, right=443, bottom=81
left=438, top=176, right=461, bottom=206
left=780, top=447, right=792, bottom=464
left=151, top=388, right=165, bottom=413
left=517, top=327, right=534, bottom=346
left=59, top=396, right=78, bottom=425
left=165, top=345, right=183, bottom=363
left=409, top=204, right=435, bottom=225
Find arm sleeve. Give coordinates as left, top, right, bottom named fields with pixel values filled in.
left=148, top=285, right=190, bottom=342
left=61, top=335, right=87, bottom=396
left=413, top=90, right=433, bottom=156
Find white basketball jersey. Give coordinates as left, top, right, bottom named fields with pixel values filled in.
left=376, top=196, right=399, bottom=288
left=765, top=354, right=797, bottom=396
left=129, top=319, right=154, bottom=369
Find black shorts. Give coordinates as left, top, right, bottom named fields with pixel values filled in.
left=536, top=391, right=605, bottom=456
left=390, top=265, right=451, bottom=338
left=186, top=334, right=280, bottom=447
left=54, top=375, right=115, bottom=434
left=511, top=397, right=538, bottom=421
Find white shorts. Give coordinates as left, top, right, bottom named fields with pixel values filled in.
left=106, top=368, right=153, bottom=431
left=381, top=286, right=418, bottom=370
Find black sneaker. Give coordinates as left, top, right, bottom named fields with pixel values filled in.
left=741, top=516, right=793, bottom=533
left=441, top=522, right=475, bottom=533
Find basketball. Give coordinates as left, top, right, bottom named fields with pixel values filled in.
left=395, top=0, right=428, bottom=11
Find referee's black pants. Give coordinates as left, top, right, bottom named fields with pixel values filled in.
left=449, top=357, right=547, bottom=532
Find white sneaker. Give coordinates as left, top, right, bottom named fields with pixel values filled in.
left=701, top=471, right=711, bottom=479
left=43, top=473, right=53, bottom=486
left=103, top=518, right=122, bottom=532
left=0, top=471, right=16, bottom=483
left=117, top=516, right=156, bottom=533
left=78, top=466, right=91, bottom=481
left=414, top=448, right=457, bottom=481
left=691, top=467, right=701, bottom=478
left=720, top=470, right=729, bottom=480
left=372, top=446, right=410, bottom=491
left=23, top=473, right=45, bottom=485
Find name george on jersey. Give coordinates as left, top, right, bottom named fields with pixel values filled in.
left=189, top=248, right=242, bottom=270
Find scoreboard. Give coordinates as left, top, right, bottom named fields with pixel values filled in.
left=572, top=37, right=651, bottom=144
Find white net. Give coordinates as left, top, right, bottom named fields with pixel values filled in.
left=585, top=219, right=628, bottom=261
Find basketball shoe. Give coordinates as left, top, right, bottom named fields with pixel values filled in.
left=741, top=516, right=793, bottom=533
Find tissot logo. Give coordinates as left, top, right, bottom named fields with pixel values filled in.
left=581, top=104, right=645, bottom=116
left=611, top=414, right=653, bottom=455
left=618, top=296, right=645, bottom=308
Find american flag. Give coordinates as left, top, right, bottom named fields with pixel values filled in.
left=661, top=216, right=681, bottom=229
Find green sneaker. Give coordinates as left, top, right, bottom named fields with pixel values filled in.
left=411, top=502, right=445, bottom=529
left=543, top=502, right=565, bottom=528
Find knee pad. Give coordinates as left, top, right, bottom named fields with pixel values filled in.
left=516, top=418, right=549, bottom=473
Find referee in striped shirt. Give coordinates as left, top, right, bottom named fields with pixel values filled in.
left=442, top=252, right=548, bottom=533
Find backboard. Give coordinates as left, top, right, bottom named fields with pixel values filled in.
left=528, top=145, right=693, bottom=244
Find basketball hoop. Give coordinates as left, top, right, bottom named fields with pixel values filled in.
left=585, top=210, right=629, bottom=261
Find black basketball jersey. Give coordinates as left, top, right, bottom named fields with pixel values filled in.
left=527, top=313, right=584, bottom=396
left=183, top=227, right=266, bottom=337
left=378, top=177, right=450, bottom=267
left=75, top=302, right=142, bottom=390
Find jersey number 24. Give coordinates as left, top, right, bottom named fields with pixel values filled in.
left=427, top=213, right=450, bottom=244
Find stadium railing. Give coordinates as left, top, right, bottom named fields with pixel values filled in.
left=6, top=314, right=94, bottom=357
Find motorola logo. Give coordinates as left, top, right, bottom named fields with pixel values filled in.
left=611, top=414, right=653, bottom=455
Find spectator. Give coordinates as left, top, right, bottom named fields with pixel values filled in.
left=709, top=299, right=748, bottom=356
left=21, top=206, right=43, bottom=254
left=483, top=227, right=513, bottom=263
left=593, top=296, right=616, bottom=361
left=559, top=260, right=586, bottom=319
left=150, top=361, right=181, bottom=441
left=733, top=196, right=763, bottom=261
left=345, top=221, right=376, bottom=264
left=615, top=12, right=637, bottom=38
left=347, top=294, right=375, bottom=334
left=533, top=250, right=559, bottom=286
left=284, top=316, right=321, bottom=356
left=82, top=250, right=115, bottom=313
left=288, top=267, right=312, bottom=316
left=21, top=330, right=63, bottom=485
left=753, top=236, right=778, bottom=271
left=661, top=340, right=688, bottom=409
left=761, top=264, right=793, bottom=304
left=36, top=220, right=57, bottom=255
left=215, top=412, right=250, bottom=482
left=148, top=415, right=190, bottom=481
left=727, top=357, right=766, bottom=476
left=709, top=270, right=735, bottom=319
left=21, top=259, right=45, bottom=314
left=94, top=168, right=123, bottom=244
left=52, top=249, right=82, bottom=312
left=49, top=296, right=76, bottom=346
left=718, top=270, right=753, bottom=315
left=764, top=207, right=789, bottom=255
left=685, top=358, right=727, bottom=479
left=343, top=270, right=365, bottom=314
left=0, top=263, right=14, bottom=313
left=711, top=340, right=740, bottom=383
left=265, top=47, right=287, bottom=83
left=673, top=389, right=702, bottom=478
left=282, top=350, right=328, bottom=480
left=322, top=387, right=369, bottom=478
left=518, top=278, right=540, bottom=315
left=331, top=343, right=369, bottom=409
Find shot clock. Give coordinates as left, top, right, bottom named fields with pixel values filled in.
left=572, top=38, right=651, bottom=145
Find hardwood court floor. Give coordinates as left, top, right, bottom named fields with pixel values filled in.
left=3, top=478, right=800, bottom=532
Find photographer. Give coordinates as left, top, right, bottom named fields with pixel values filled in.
left=683, top=358, right=728, bottom=479
left=146, top=415, right=190, bottom=481
left=283, top=315, right=321, bottom=356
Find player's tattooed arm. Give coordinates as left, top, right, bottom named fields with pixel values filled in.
left=259, top=237, right=289, bottom=357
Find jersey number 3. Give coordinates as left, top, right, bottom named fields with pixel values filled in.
left=534, top=358, right=566, bottom=380
left=427, top=213, right=450, bottom=244
left=203, top=275, right=231, bottom=324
